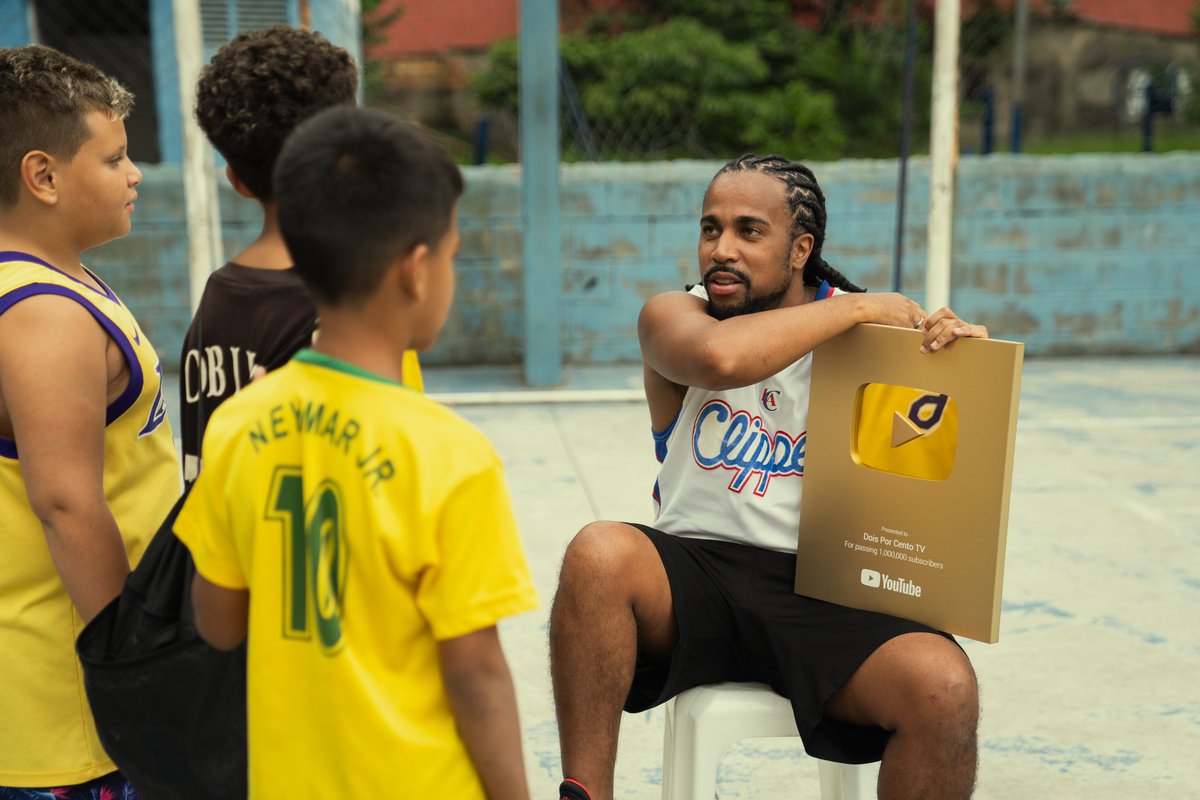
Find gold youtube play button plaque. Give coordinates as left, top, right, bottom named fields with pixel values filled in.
left=795, top=324, right=1023, bottom=643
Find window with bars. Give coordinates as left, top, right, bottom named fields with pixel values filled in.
left=27, top=0, right=321, bottom=164
left=200, top=0, right=291, bottom=61
left=32, top=0, right=160, bottom=162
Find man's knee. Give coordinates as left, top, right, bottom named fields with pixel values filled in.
left=559, top=521, right=646, bottom=584
left=909, top=650, right=978, bottom=727
left=855, top=635, right=978, bottom=731
left=554, top=522, right=673, bottom=639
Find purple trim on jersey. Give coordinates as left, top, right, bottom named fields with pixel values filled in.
left=82, top=265, right=123, bottom=305
left=0, top=284, right=145, bottom=459
left=0, top=250, right=121, bottom=304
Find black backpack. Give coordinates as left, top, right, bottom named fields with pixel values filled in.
left=75, top=485, right=247, bottom=799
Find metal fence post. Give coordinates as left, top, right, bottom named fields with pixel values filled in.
left=519, top=0, right=562, bottom=387
left=172, top=0, right=223, bottom=313
left=927, top=0, right=959, bottom=313
left=1011, top=0, right=1028, bottom=153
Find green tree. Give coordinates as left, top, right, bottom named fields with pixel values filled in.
left=474, top=0, right=929, bottom=160
left=566, top=19, right=769, bottom=157
left=361, top=0, right=402, bottom=100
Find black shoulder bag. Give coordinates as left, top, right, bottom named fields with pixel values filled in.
left=76, top=318, right=247, bottom=799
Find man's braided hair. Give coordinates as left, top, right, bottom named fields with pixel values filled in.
left=714, top=154, right=865, bottom=293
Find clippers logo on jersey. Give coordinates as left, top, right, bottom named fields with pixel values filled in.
left=855, top=384, right=958, bottom=481
left=760, top=388, right=781, bottom=412
left=692, top=399, right=805, bottom=495
left=138, top=362, right=168, bottom=437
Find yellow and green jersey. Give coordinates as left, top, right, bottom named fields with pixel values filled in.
left=402, top=349, right=423, bottom=392
left=175, top=349, right=537, bottom=798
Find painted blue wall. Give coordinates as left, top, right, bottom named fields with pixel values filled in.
left=0, top=0, right=31, bottom=46
left=951, top=156, right=1200, bottom=354
left=95, top=153, right=1200, bottom=372
left=84, top=165, right=264, bottom=367
left=433, top=154, right=1200, bottom=364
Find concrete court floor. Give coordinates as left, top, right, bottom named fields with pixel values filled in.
left=423, top=355, right=1200, bottom=800
left=163, top=354, right=1199, bottom=797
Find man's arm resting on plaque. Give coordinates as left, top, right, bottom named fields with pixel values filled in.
left=637, top=289, right=927, bottom=391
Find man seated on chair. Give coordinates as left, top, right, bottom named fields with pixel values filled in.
left=551, top=154, right=988, bottom=800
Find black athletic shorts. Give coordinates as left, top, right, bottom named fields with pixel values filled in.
left=623, top=524, right=958, bottom=764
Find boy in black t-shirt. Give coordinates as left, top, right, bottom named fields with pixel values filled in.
left=180, top=25, right=425, bottom=482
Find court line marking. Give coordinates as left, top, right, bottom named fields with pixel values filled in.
left=1017, top=416, right=1200, bottom=430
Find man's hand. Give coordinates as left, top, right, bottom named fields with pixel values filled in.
left=861, top=292, right=928, bottom=330
left=917, top=307, right=989, bottom=353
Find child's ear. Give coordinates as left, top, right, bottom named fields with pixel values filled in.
left=21, top=151, right=58, bottom=207
left=225, top=166, right=258, bottom=200
left=395, top=243, right=431, bottom=301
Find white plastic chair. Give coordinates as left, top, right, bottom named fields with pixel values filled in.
left=661, top=682, right=878, bottom=800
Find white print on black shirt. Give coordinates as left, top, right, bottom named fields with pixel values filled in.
left=183, top=345, right=259, bottom=402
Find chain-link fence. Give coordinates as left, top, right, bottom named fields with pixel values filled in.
left=958, top=0, right=1199, bottom=156
left=14, top=1, right=1200, bottom=164
left=7, top=1, right=1199, bottom=367
left=364, top=0, right=1200, bottom=163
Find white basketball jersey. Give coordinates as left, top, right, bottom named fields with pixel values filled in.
left=651, top=281, right=837, bottom=554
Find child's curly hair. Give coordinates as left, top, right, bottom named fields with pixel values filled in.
left=195, top=25, right=357, bottom=202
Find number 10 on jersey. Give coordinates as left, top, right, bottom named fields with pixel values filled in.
left=268, top=467, right=350, bottom=654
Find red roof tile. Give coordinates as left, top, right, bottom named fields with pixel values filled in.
left=369, top=0, right=1197, bottom=58
left=1071, top=0, right=1195, bottom=37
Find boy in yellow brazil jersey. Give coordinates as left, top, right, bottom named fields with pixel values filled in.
left=0, top=46, right=179, bottom=796
left=173, top=106, right=538, bottom=798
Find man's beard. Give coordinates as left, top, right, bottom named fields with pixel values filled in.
left=705, top=261, right=794, bottom=321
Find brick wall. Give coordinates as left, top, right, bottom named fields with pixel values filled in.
left=952, top=155, right=1200, bottom=354
left=100, top=154, right=1200, bottom=372
left=439, top=154, right=1200, bottom=363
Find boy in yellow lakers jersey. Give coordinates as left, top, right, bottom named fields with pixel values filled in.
left=0, top=46, right=179, bottom=795
left=174, top=106, right=538, bottom=798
